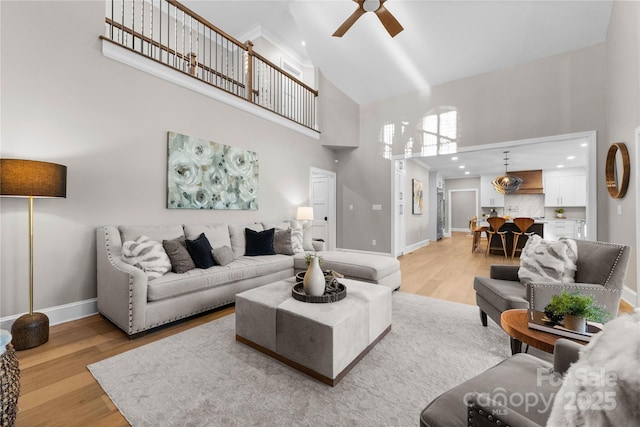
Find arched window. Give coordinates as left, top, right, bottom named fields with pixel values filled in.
left=419, top=108, right=458, bottom=156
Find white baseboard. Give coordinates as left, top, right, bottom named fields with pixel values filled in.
left=0, top=298, right=98, bottom=331
left=403, top=239, right=430, bottom=254
left=451, top=228, right=470, bottom=233
left=335, top=247, right=393, bottom=257
left=622, top=286, right=638, bottom=308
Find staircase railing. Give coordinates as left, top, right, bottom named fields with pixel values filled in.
left=102, top=0, right=318, bottom=131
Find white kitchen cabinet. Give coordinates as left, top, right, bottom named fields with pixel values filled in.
left=543, top=171, right=587, bottom=207
left=480, top=175, right=505, bottom=207
left=544, top=220, right=580, bottom=240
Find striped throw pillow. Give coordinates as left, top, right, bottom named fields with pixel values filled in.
left=122, top=235, right=172, bottom=280
left=518, top=235, right=578, bottom=284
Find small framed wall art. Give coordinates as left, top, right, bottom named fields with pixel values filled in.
left=412, top=178, right=424, bottom=215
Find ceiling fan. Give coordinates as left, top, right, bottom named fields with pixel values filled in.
left=333, top=0, right=404, bottom=38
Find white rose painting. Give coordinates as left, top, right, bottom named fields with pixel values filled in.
left=167, top=132, right=259, bottom=210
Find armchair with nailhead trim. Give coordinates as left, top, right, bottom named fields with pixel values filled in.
left=419, top=339, right=581, bottom=427
left=474, top=240, right=630, bottom=329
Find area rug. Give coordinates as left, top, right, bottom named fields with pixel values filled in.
left=88, top=292, right=520, bottom=426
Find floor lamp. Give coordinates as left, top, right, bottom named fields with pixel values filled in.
left=1, top=159, right=67, bottom=350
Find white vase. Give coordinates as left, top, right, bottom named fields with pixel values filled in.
left=303, top=256, right=325, bottom=296
left=563, top=315, right=586, bottom=333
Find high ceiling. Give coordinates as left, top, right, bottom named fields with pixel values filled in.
left=184, top=0, right=613, bottom=105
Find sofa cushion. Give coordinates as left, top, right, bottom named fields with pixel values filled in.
left=293, top=251, right=399, bottom=282
left=212, top=246, right=234, bottom=266
left=147, top=255, right=294, bottom=301
left=162, top=236, right=196, bottom=274
left=119, top=225, right=184, bottom=244
left=518, top=236, right=578, bottom=285
left=229, top=223, right=264, bottom=258
left=473, top=277, right=528, bottom=312
left=274, top=229, right=295, bottom=255
left=183, top=224, right=232, bottom=251
left=245, top=228, right=276, bottom=256
left=185, top=233, right=215, bottom=269
left=121, top=235, right=172, bottom=280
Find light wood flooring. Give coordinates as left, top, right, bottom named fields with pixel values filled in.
left=10, top=232, right=633, bottom=426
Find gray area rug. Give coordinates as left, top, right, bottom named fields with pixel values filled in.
left=88, top=292, right=522, bottom=426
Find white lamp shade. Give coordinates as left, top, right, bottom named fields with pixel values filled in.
left=296, top=206, right=314, bottom=221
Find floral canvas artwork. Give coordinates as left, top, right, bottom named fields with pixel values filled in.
left=167, top=132, right=259, bottom=210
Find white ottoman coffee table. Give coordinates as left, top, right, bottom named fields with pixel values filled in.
left=235, top=278, right=392, bottom=386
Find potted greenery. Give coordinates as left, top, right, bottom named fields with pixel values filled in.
left=555, top=208, right=565, bottom=218
left=544, top=290, right=609, bottom=332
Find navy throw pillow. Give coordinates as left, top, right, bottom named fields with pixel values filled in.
left=245, top=228, right=276, bottom=256
left=185, top=233, right=216, bottom=268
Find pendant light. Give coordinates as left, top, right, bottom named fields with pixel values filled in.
left=492, top=151, right=522, bottom=194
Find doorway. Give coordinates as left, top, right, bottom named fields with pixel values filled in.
left=448, top=189, right=478, bottom=232
left=309, top=167, right=337, bottom=250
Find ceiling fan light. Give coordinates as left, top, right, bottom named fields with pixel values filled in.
left=363, top=0, right=381, bottom=12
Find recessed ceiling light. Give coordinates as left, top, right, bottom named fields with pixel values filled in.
left=301, top=41, right=306, bottom=46
left=459, top=165, right=465, bottom=169
left=464, top=171, right=470, bottom=175
left=451, top=157, right=458, bottom=161
left=557, top=164, right=565, bottom=168
left=567, top=156, right=576, bottom=160
left=581, top=143, right=588, bottom=147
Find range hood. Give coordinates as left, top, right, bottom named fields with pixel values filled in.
left=507, top=170, right=543, bottom=194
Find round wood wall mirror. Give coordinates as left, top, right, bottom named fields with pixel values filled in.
left=605, top=142, right=630, bottom=198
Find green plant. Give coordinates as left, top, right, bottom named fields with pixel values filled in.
left=555, top=208, right=565, bottom=214
left=544, top=290, right=609, bottom=323
left=304, top=252, right=324, bottom=267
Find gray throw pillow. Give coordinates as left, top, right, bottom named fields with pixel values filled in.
left=274, top=229, right=295, bottom=255
left=212, top=246, right=234, bottom=266
left=163, top=236, right=196, bottom=274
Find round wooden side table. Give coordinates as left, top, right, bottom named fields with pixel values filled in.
left=500, top=309, right=586, bottom=355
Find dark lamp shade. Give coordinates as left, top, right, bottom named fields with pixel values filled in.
left=0, top=159, right=67, bottom=198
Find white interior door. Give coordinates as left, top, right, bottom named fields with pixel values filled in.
left=395, top=160, right=406, bottom=256
left=310, top=168, right=336, bottom=250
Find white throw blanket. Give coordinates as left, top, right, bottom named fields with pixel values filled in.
left=547, top=311, right=640, bottom=426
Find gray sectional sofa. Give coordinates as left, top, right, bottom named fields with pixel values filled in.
left=97, top=222, right=401, bottom=336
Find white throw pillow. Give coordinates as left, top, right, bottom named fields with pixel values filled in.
left=290, top=224, right=304, bottom=253
left=518, top=235, right=578, bottom=284
left=122, top=235, right=172, bottom=280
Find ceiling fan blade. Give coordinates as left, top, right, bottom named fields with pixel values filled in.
left=375, top=4, right=404, bottom=37
left=332, top=2, right=366, bottom=37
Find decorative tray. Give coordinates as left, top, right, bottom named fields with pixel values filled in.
left=291, top=282, right=347, bottom=303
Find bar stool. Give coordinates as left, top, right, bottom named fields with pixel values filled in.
left=486, top=217, right=508, bottom=257
left=511, top=217, right=536, bottom=258
left=469, top=217, right=490, bottom=253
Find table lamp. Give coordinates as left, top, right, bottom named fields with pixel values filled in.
left=1, top=159, right=67, bottom=350
left=296, top=206, right=314, bottom=224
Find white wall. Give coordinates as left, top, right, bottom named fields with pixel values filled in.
left=340, top=42, right=607, bottom=255
left=0, top=1, right=358, bottom=317
left=404, top=159, right=430, bottom=247
left=605, top=0, right=639, bottom=298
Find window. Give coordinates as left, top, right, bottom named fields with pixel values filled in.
left=380, top=123, right=395, bottom=159
left=419, top=108, right=458, bottom=156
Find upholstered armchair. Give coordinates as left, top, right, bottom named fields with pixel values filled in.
left=474, top=240, right=630, bottom=328
left=420, top=339, right=582, bottom=427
